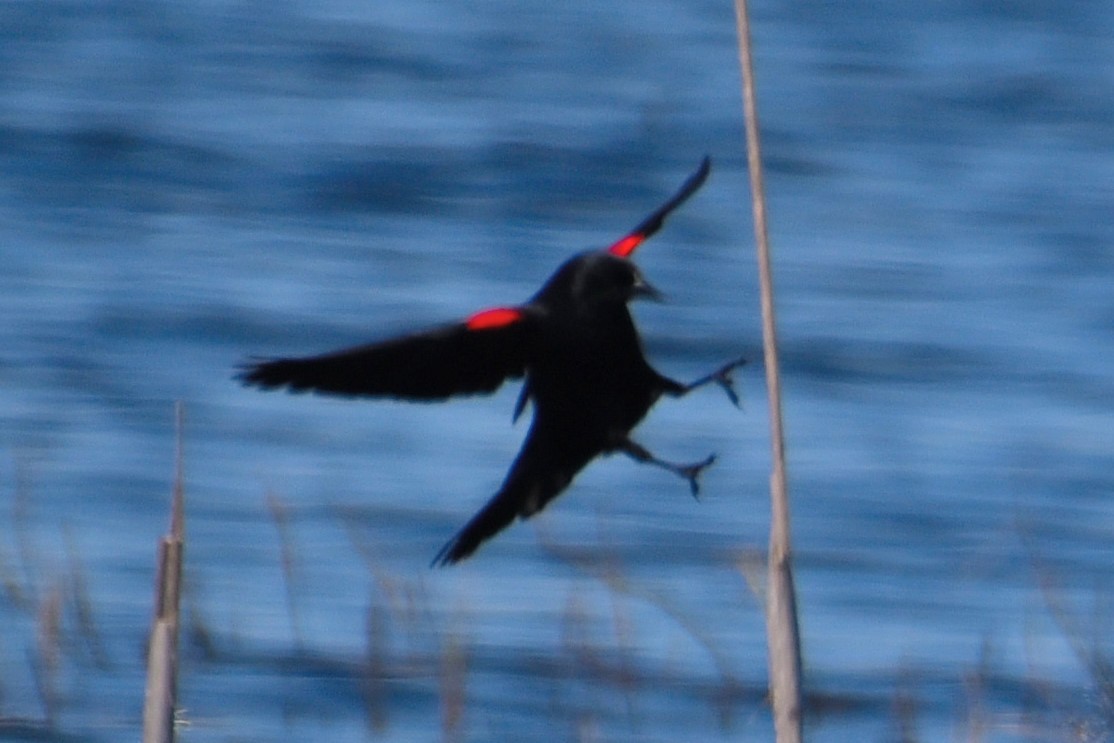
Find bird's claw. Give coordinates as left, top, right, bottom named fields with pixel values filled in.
left=680, top=453, right=717, bottom=500
left=684, top=356, right=746, bottom=407
left=714, top=369, right=740, bottom=408
left=714, top=357, right=748, bottom=408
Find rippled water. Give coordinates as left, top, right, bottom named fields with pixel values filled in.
left=1, top=1, right=1112, bottom=741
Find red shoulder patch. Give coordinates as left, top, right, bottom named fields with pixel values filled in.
left=465, top=307, right=525, bottom=331
left=607, top=233, right=644, bottom=258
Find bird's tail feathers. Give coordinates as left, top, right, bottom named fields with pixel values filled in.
left=431, top=438, right=591, bottom=567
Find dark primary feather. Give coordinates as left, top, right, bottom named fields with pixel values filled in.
left=607, top=156, right=711, bottom=257
left=239, top=318, right=530, bottom=400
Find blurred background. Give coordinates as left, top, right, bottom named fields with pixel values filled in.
left=1, top=0, right=1112, bottom=740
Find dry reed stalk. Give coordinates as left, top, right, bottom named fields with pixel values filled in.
left=1026, top=539, right=1114, bottom=727
left=363, top=599, right=390, bottom=733
left=264, top=491, right=304, bottom=648
left=142, top=403, right=186, bottom=743
left=13, top=455, right=37, bottom=606
left=439, top=622, right=468, bottom=743
left=33, top=581, right=63, bottom=724
left=893, top=665, right=922, bottom=743
left=731, top=1, right=804, bottom=740
left=64, top=524, right=109, bottom=668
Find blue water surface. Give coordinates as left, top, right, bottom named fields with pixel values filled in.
left=1, top=0, right=1112, bottom=741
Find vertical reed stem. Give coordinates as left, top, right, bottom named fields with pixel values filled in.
left=142, top=403, right=186, bottom=743
left=731, top=1, right=804, bottom=740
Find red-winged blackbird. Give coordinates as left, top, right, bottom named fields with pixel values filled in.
left=239, top=157, right=745, bottom=566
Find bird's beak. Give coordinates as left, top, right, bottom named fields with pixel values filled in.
left=632, top=276, right=665, bottom=302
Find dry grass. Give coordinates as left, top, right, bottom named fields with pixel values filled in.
left=1, top=439, right=1112, bottom=741
left=265, top=491, right=305, bottom=649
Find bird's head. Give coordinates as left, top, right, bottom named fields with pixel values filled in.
left=535, top=251, right=663, bottom=310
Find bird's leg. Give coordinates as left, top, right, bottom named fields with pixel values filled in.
left=619, top=439, right=716, bottom=499
left=667, top=356, right=747, bottom=407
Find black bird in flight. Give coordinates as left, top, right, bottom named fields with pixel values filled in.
left=239, top=157, right=745, bottom=566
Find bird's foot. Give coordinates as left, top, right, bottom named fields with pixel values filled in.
left=620, top=440, right=717, bottom=500
left=674, top=453, right=717, bottom=500
left=684, top=357, right=747, bottom=407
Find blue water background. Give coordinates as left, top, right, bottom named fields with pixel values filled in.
left=1, top=0, right=1112, bottom=740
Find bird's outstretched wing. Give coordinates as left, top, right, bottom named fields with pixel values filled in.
left=607, top=156, right=711, bottom=258
left=432, top=417, right=601, bottom=566
left=239, top=307, right=530, bottom=401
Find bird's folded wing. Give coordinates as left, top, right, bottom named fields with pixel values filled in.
left=239, top=312, right=530, bottom=401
